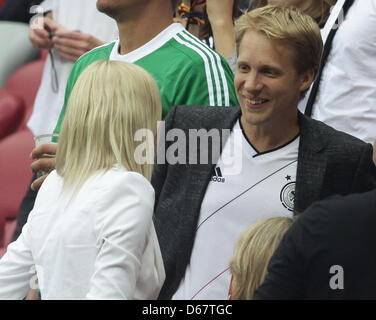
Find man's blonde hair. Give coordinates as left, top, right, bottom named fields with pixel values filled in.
left=55, top=60, right=162, bottom=197
left=230, top=217, right=293, bottom=300
left=235, top=5, right=323, bottom=76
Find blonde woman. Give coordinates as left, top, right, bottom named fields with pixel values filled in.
left=0, top=60, right=165, bottom=299
left=229, top=217, right=293, bottom=300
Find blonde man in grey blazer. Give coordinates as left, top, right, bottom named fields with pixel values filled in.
left=152, top=5, right=376, bottom=300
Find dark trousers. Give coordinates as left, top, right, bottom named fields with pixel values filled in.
left=11, top=174, right=37, bottom=242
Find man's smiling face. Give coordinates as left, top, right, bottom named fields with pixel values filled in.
left=235, top=30, right=312, bottom=131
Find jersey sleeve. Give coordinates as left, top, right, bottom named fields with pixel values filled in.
left=171, top=54, right=238, bottom=110
left=178, top=56, right=238, bottom=108
left=156, top=34, right=239, bottom=118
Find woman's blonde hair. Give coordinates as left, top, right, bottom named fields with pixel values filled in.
left=235, top=5, right=323, bottom=77
left=230, top=216, right=293, bottom=300
left=55, top=60, right=162, bottom=197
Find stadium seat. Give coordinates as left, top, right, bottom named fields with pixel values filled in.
left=0, top=89, right=25, bottom=140
left=0, top=129, right=34, bottom=257
left=0, top=55, right=45, bottom=257
left=4, top=57, right=45, bottom=129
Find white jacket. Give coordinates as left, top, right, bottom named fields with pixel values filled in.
left=0, top=166, right=165, bottom=299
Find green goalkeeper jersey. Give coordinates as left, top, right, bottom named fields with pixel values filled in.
left=53, top=23, right=238, bottom=135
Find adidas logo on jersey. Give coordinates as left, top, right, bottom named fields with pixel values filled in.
left=212, top=167, right=225, bottom=183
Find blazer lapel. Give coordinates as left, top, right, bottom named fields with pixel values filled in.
left=158, top=106, right=242, bottom=299
left=294, top=113, right=328, bottom=214
left=184, top=106, right=242, bottom=222
left=175, top=106, right=241, bottom=275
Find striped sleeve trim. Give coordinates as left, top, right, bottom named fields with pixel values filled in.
left=173, top=34, right=216, bottom=106
left=177, top=30, right=231, bottom=107
left=180, top=32, right=223, bottom=106
left=181, top=30, right=230, bottom=107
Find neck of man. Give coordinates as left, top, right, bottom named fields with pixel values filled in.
left=116, top=3, right=174, bottom=55
left=241, top=112, right=300, bottom=153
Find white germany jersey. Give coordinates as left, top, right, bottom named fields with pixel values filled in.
left=173, top=120, right=299, bottom=300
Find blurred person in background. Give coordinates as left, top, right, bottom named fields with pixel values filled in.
left=303, top=0, right=376, bottom=154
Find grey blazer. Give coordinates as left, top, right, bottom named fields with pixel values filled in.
left=152, top=105, right=376, bottom=299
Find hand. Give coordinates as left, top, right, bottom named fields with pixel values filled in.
left=29, top=15, right=56, bottom=50
left=29, top=13, right=63, bottom=50
left=30, top=143, right=57, bottom=191
left=52, top=30, right=104, bottom=62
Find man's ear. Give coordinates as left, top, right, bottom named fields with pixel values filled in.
left=299, top=68, right=315, bottom=92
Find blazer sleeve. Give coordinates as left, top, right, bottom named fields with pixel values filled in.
left=87, top=172, right=155, bottom=300
left=151, top=106, right=178, bottom=210
left=351, top=143, right=376, bottom=193
left=0, top=216, right=36, bottom=300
